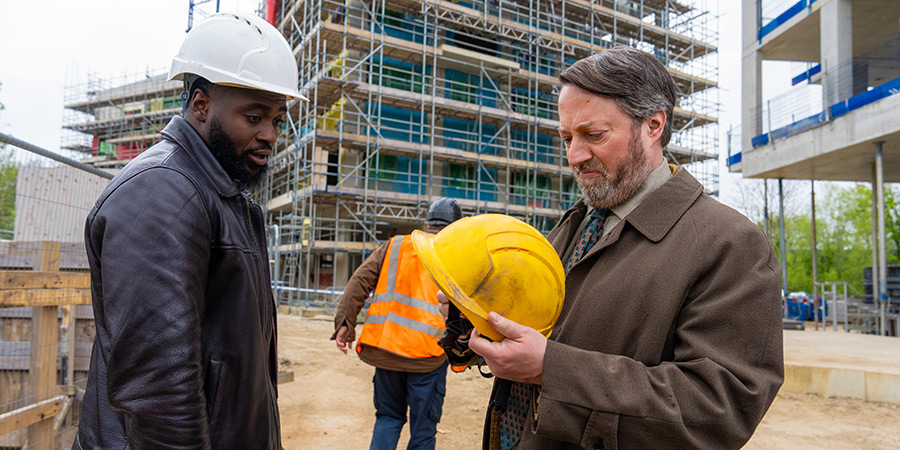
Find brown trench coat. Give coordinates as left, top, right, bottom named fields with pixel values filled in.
left=483, top=168, right=784, bottom=450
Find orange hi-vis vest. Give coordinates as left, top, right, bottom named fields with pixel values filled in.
left=356, top=235, right=446, bottom=359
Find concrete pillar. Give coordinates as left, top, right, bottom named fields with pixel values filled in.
left=335, top=231, right=351, bottom=288
left=811, top=179, right=818, bottom=304
left=779, top=178, right=788, bottom=294
left=431, top=161, right=445, bottom=197
left=312, top=146, right=329, bottom=189
left=741, top=0, right=763, bottom=152
left=821, top=0, right=854, bottom=108
left=871, top=164, right=881, bottom=333
left=876, top=143, right=888, bottom=335
left=346, top=151, right=363, bottom=189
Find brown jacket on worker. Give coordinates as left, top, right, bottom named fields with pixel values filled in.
left=483, top=168, right=784, bottom=449
left=333, top=239, right=447, bottom=373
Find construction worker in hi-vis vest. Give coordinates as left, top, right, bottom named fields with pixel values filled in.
left=332, top=197, right=462, bottom=450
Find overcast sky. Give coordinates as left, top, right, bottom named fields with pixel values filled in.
left=0, top=0, right=257, bottom=151
left=0, top=0, right=794, bottom=210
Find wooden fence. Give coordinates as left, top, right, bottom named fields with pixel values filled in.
left=0, top=241, right=91, bottom=449
left=0, top=241, right=294, bottom=448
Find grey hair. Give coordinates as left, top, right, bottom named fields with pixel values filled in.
left=558, top=46, right=676, bottom=148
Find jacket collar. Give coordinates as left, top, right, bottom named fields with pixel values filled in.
left=622, top=167, right=704, bottom=243
left=551, top=198, right=587, bottom=256
left=559, top=168, right=703, bottom=253
left=160, top=116, right=242, bottom=198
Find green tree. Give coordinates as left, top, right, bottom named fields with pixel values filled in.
left=835, top=184, right=900, bottom=265
left=762, top=182, right=899, bottom=297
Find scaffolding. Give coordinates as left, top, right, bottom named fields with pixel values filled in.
left=61, top=70, right=183, bottom=167
left=268, top=0, right=720, bottom=307
left=58, top=1, right=720, bottom=308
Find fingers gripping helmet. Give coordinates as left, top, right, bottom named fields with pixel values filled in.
left=412, top=214, right=565, bottom=341
left=168, top=12, right=308, bottom=101
left=425, top=197, right=463, bottom=227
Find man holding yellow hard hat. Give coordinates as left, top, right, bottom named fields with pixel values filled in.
left=415, top=47, right=784, bottom=450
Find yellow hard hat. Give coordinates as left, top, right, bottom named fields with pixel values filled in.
left=411, top=214, right=564, bottom=341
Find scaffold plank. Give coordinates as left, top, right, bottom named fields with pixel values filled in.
left=308, top=21, right=715, bottom=97
left=277, top=0, right=308, bottom=31
left=314, top=129, right=567, bottom=175
left=278, top=240, right=381, bottom=252
left=567, top=0, right=716, bottom=58
left=277, top=186, right=567, bottom=220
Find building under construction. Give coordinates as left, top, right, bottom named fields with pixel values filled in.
left=61, top=0, right=720, bottom=307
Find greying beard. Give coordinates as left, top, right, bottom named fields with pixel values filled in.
left=573, top=125, right=655, bottom=210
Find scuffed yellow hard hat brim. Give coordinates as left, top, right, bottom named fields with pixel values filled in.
left=411, top=218, right=561, bottom=342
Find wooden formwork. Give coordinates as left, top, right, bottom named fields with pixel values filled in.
left=0, top=241, right=91, bottom=449
left=0, top=241, right=294, bottom=448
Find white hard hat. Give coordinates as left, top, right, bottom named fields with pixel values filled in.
left=168, top=12, right=308, bottom=102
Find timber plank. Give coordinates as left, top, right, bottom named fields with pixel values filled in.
left=0, top=289, right=92, bottom=307
left=30, top=241, right=59, bottom=450
left=0, top=395, right=64, bottom=436
left=0, top=271, right=90, bottom=289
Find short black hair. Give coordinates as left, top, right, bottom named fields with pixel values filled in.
left=184, top=76, right=222, bottom=104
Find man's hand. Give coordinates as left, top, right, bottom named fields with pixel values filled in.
left=335, top=325, right=352, bottom=354
left=468, top=312, right=547, bottom=384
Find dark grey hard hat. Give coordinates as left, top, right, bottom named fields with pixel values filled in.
left=425, top=197, right=462, bottom=226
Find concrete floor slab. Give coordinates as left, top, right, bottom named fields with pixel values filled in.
left=782, top=329, right=900, bottom=403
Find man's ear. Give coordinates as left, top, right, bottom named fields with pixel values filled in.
left=189, top=89, right=211, bottom=122
left=645, top=110, right=666, bottom=144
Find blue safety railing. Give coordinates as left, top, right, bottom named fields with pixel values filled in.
left=792, top=64, right=821, bottom=86
left=758, top=0, right=818, bottom=41
left=751, top=77, right=900, bottom=149
left=830, top=77, right=900, bottom=119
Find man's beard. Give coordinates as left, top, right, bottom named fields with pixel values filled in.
left=207, top=118, right=269, bottom=190
left=572, top=124, right=655, bottom=210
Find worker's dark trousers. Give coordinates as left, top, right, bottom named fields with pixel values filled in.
left=370, top=361, right=448, bottom=450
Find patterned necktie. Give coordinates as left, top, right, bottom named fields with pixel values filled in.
left=564, top=208, right=608, bottom=274
left=498, top=381, right=532, bottom=450
left=497, top=208, right=608, bottom=449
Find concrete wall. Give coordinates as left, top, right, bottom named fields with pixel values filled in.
left=13, top=166, right=109, bottom=242
left=783, top=363, right=900, bottom=405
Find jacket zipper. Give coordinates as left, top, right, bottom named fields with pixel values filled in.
left=242, top=191, right=278, bottom=395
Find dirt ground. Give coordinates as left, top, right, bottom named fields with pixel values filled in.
left=277, top=315, right=900, bottom=449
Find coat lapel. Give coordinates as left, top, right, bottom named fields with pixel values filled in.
left=549, top=199, right=587, bottom=257
left=574, top=169, right=704, bottom=265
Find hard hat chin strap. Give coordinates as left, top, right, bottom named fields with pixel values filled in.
left=181, top=74, right=202, bottom=117
left=440, top=303, right=493, bottom=377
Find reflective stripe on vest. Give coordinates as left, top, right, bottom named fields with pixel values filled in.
left=356, top=235, right=445, bottom=359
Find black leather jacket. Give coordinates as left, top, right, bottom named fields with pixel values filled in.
left=75, top=116, right=281, bottom=449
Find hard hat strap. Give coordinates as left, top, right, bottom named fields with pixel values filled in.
left=439, top=303, right=493, bottom=377
left=181, top=74, right=202, bottom=117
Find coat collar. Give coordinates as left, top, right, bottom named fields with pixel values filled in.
left=558, top=168, right=704, bottom=255
left=160, top=116, right=242, bottom=198
left=551, top=198, right=588, bottom=256
left=621, top=167, right=704, bottom=243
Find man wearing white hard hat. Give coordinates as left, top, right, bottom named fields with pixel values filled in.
left=74, top=13, right=305, bottom=449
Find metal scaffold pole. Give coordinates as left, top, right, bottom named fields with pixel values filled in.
left=0, top=132, right=114, bottom=180
left=257, top=0, right=720, bottom=299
